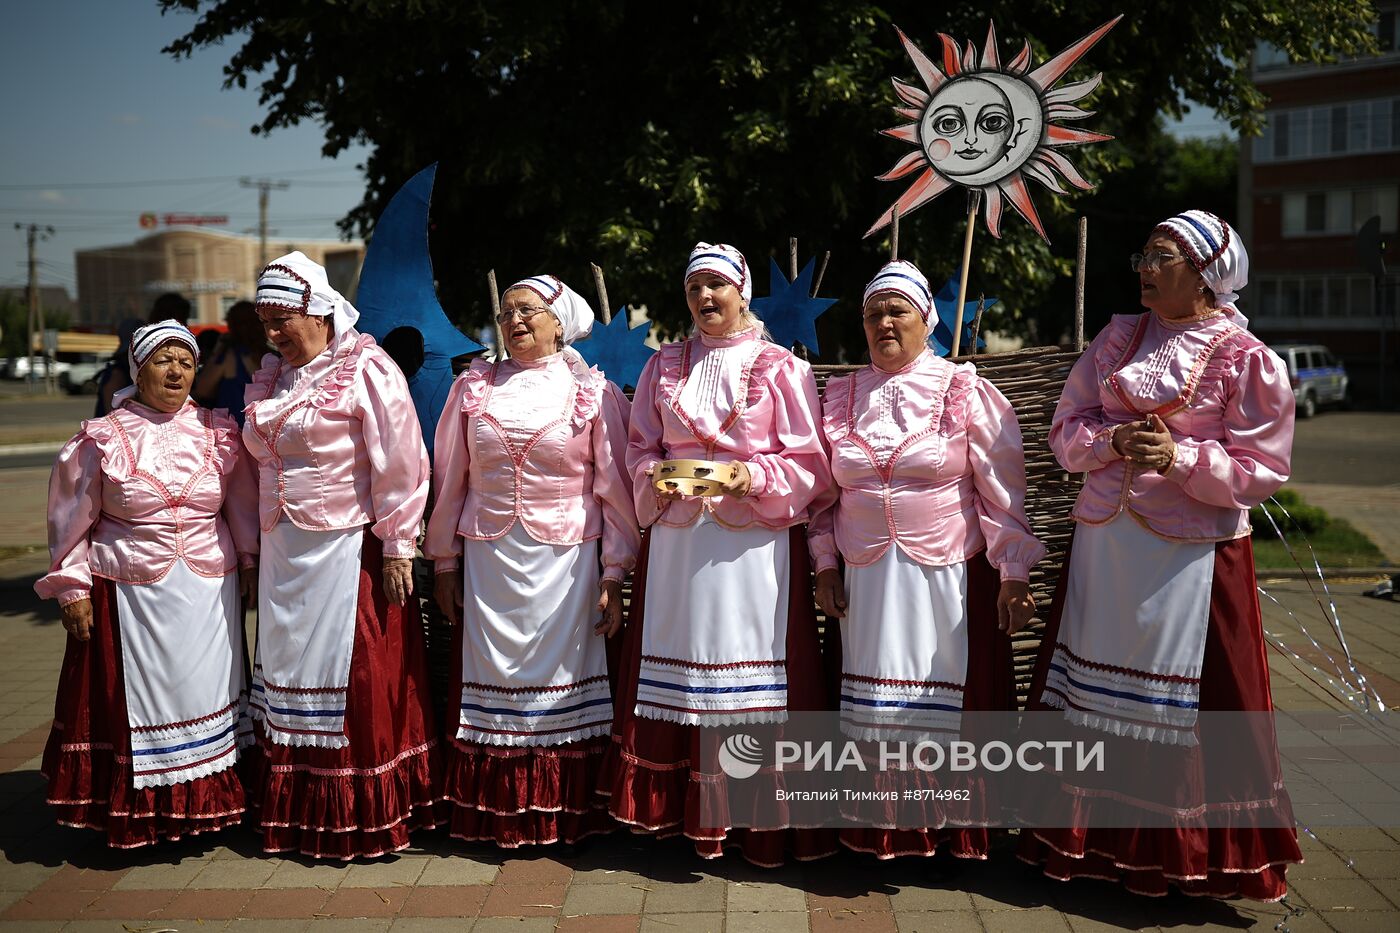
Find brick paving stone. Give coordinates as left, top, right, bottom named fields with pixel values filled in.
left=895, top=911, right=983, bottom=933
left=322, top=886, right=412, bottom=919
left=75, top=888, right=176, bottom=920
left=561, top=882, right=646, bottom=916
left=493, top=857, right=572, bottom=886
left=35, top=865, right=126, bottom=893
left=726, top=880, right=808, bottom=912
left=415, top=855, right=501, bottom=886
left=572, top=866, right=650, bottom=886
left=727, top=910, right=813, bottom=933
left=224, top=920, right=311, bottom=933
left=240, top=887, right=332, bottom=918
left=306, top=920, right=394, bottom=933
left=641, top=913, right=724, bottom=933
left=262, top=860, right=352, bottom=890
left=153, top=887, right=252, bottom=919
left=980, top=907, right=1073, bottom=932
left=398, top=884, right=488, bottom=918
left=0, top=865, right=58, bottom=893
left=808, top=891, right=894, bottom=913
left=0, top=889, right=100, bottom=922
left=478, top=882, right=566, bottom=917
left=556, top=915, right=642, bottom=933
left=1317, top=912, right=1400, bottom=933
left=388, top=920, right=478, bottom=933
left=1289, top=877, right=1395, bottom=911
left=0, top=923, right=66, bottom=933
left=472, top=919, right=556, bottom=933
left=342, top=856, right=432, bottom=888
left=887, top=885, right=976, bottom=912
left=810, top=907, right=899, bottom=932
left=1291, top=849, right=1364, bottom=879
left=111, top=858, right=208, bottom=890
left=189, top=857, right=280, bottom=889
left=642, top=880, right=725, bottom=914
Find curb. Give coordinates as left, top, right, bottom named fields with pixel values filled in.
left=0, top=441, right=63, bottom=456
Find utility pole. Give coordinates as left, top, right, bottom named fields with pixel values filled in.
left=240, top=177, right=290, bottom=270
left=15, top=223, right=55, bottom=393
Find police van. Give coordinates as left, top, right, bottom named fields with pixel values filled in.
left=1269, top=344, right=1349, bottom=419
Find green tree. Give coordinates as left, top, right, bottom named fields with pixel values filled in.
left=160, top=0, right=1374, bottom=358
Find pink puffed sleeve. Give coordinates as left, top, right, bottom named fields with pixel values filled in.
left=223, top=436, right=261, bottom=569
left=625, top=353, right=667, bottom=529
left=356, top=352, right=430, bottom=558
left=743, top=356, right=833, bottom=523
left=424, top=373, right=473, bottom=574
left=963, top=374, right=1047, bottom=582
left=34, top=434, right=103, bottom=606
left=1049, top=326, right=1125, bottom=474
left=1162, top=344, right=1293, bottom=509
left=592, top=381, right=641, bottom=583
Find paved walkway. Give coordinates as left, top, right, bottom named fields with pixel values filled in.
left=0, top=545, right=1396, bottom=932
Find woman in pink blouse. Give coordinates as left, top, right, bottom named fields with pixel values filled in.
left=425, top=275, right=638, bottom=848
left=601, top=242, right=836, bottom=866
left=809, top=261, right=1042, bottom=860
left=1019, top=211, right=1301, bottom=899
left=242, top=252, right=438, bottom=859
left=36, top=320, right=258, bottom=847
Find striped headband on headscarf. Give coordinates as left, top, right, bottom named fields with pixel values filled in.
left=684, top=242, right=752, bottom=303
left=506, top=274, right=596, bottom=346
left=1153, top=210, right=1250, bottom=312
left=128, top=319, right=199, bottom=380
left=862, top=260, right=933, bottom=322
left=256, top=250, right=361, bottom=334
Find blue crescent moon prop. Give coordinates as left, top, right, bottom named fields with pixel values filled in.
left=929, top=275, right=993, bottom=357
left=354, top=163, right=483, bottom=459
left=750, top=257, right=838, bottom=355
left=573, top=306, right=655, bottom=392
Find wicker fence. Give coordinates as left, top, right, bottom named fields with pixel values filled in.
left=421, top=344, right=1084, bottom=716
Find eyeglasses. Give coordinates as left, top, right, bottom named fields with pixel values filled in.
left=495, top=306, right=553, bottom=325
left=1129, top=251, right=1186, bottom=273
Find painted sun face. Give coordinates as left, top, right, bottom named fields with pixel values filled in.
left=867, top=17, right=1122, bottom=242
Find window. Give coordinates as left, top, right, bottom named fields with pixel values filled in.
left=1281, top=187, right=1398, bottom=236
left=1255, top=97, right=1400, bottom=162
left=1331, top=106, right=1348, bottom=152
left=1326, top=279, right=1349, bottom=318
left=1273, top=112, right=1291, bottom=158
left=1305, top=193, right=1326, bottom=231
left=1251, top=274, right=1383, bottom=319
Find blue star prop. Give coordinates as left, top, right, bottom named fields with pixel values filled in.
left=573, top=306, right=655, bottom=391
left=750, top=258, right=837, bottom=355
left=355, top=164, right=484, bottom=460
left=929, top=276, right=994, bottom=357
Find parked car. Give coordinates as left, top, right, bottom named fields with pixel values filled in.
left=59, top=353, right=106, bottom=395
left=2, top=355, right=70, bottom=381
left=1270, top=343, right=1349, bottom=418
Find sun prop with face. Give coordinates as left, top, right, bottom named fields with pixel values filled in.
left=866, top=16, right=1122, bottom=242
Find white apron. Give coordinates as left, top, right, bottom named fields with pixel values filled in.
left=251, top=521, right=363, bottom=748
left=113, top=560, right=249, bottom=788
left=458, top=524, right=612, bottom=746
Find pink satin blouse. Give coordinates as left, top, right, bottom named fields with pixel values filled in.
left=807, top=351, right=1044, bottom=580
left=1051, top=311, right=1294, bottom=541
left=423, top=351, right=640, bottom=582
left=35, top=399, right=259, bottom=607
left=625, top=327, right=831, bottom=530
left=242, top=329, right=430, bottom=558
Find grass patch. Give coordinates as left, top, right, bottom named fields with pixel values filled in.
left=1252, top=488, right=1386, bottom=570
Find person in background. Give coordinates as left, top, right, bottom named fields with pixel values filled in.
left=193, top=300, right=265, bottom=425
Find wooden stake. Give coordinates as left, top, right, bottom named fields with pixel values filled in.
left=789, top=237, right=799, bottom=281
left=812, top=250, right=831, bottom=297
left=889, top=207, right=900, bottom=261
left=950, top=190, right=982, bottom=359
left=970, top=295, right=986, bottom=355
left=488, top=269, right=506, bottom=360
left=1074, top=216, right=1088, bottom=351
left=589, top=262, right=613, bottom=325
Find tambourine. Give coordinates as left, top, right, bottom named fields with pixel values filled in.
left=653, top=459, right=727, bottom=497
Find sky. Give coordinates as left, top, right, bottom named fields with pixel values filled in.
left=0, top=2, right=1232, bottom=316
left=0, top=0, right=370, bottom=307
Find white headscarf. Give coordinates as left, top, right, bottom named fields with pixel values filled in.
left=256, top=250, right=361, bottom=334
left=685, top=242, right=752, bottom=303
left=128, top=319, right=200, bottom=381
left=506, top=274, right=596, bottom=346
left=862, top=260, right=933, bottom=322
left=1154, top=210, right=1249, bottom=317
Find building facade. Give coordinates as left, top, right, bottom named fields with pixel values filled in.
left=75, top=228, right=364, bottom=328
left=1238, top=5, right=1400, bottom=405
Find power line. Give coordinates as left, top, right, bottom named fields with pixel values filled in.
left=0, top=166, right=361, bottom=191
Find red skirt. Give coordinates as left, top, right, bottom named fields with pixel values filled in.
left=1017, top=532, right=1303, bottom=900
left=245, top=533, right=443, bottom=859
left=834, top=552, right=1015, bottom=861
left=599, top=526, right=839, bottom=867
left=42, top=575, right=247, bottom=848
left=442, top=622, right=615, bottom=847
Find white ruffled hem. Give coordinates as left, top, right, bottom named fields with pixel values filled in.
left=131, top=746, right=240, bottom=789
left=456, top=721, right=611, bottom=747
left=634, top=705, right=789, bottom=727
left=1042, top=692, right=1199, bottom=747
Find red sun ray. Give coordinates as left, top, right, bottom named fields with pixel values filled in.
left=983, top=185, right=1004, bottom=238
left=1045, top=125, right=1114, bottom=147
left=864, top=169, right=953, bottom=238
left=939, top=34, right=963, bottom=76
left=1036, top=150, right=1094, bottom=189
left=1045, top=74, right=1104, bottom=105
left=1027, top=15, right=1123, bottom=91
left=997, top=172, right=1048, bottom=241
left=891, top=77, right=929, bottom=108
left=876, top=149, right=928, bottom=182
left=1022, top=159, right=1066, bottom=194
left=1008, top=41, right=1032, bottom=75
left=894, top=106, right=922, bottom=120
left=962, top=40, right=977, bottom=72
left=895, top=27, right=946, bottom=93
left=879, top=123, right=920, bottom=143
left=981, top=21, right=1000, bottom=70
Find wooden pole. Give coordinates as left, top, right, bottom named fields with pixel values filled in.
left=789, top=237, right=799, bottom=281
left=488, top=269, right=506, bottom=360
left=889, top=207, right=900, bottom=261
left=812, top=250, right=831, bottom=297
left=950, top=189, right=982, bottom=359
left=970, top=295, right=986, bottom=355
left=589, top=262, right=613, bottom=325
left=1074, top=216, right=1088, bottom=351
